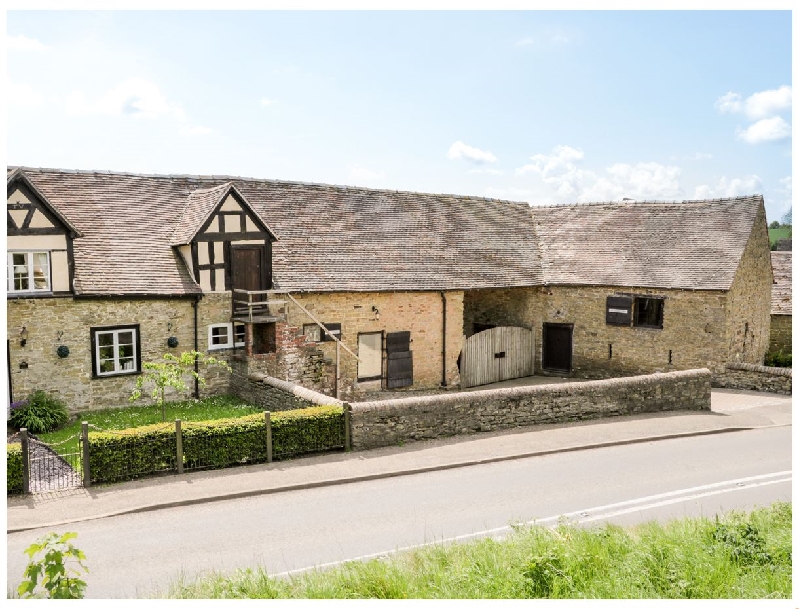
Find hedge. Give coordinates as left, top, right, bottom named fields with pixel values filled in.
left=7, top=443, right=24, bottom=494
left=87, top=405, right=344, bottom=484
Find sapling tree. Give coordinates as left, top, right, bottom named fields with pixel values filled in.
left=130, top=350, right=233, bottom=422
left=18, top=532, right=88, bottom=599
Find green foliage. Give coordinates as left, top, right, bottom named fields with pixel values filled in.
left=7, top=443, right=24, bottom=494
left=768, top=226, right=791, bottom=247
left=764, top=351, right=791, bottom=368
left=88, top=405, right=344, bottom=483
left=17, top=532, right=88, bottom=599
left=131, top=350, right=233, bottom=422
left=166, top=503, right=791, bottom=599
left=769, top=220, right=780, bottom=229
left=10, top=390, right=69, bottom=434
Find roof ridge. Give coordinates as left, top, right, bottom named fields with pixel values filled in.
left=532, top=195, right=763, bottom=210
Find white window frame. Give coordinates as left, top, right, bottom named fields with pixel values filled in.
left=92, top=326, right=139, bottom=377
left=208, top=323, right=245, bottom=350
left=7, top=251, right=51, bottom=293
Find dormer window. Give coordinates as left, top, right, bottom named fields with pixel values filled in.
left=7, top=251, right=50, bottom=293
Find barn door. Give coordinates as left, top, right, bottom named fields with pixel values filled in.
left=385, top=331, right=413, bottom=389
left=461, top=326, right=534, bottom=388
left=542, top=323, right=572, bottom=372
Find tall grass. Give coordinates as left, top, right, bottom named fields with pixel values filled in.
left=165, top=502, right=791, bottom=599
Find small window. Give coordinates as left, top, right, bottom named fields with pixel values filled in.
left=91, top=325, right=140, bottom=377
left=634, top=297, right=664, bottom=329
left=606, top=296, right=633, bottom=326
left=321, top=323, right=342, bottom=342
left=303, top=324, right=322, bottom=342
left=208, top=322, right=246, bottom=350
left=7, top=251, right=50, bottom=293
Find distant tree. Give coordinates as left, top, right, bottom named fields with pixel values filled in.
left=781, top=209, right=792, bottom=226
left=769, top=220, right=781, bottom=229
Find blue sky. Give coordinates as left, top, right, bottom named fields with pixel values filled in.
left=6, top=9, right=794, bottom=221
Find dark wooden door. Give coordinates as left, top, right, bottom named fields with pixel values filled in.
left=385, top=331, right=413, bottom=389
left=231, top=246, right=264, bottom=293
left=542, top=323, right=572, bottom=372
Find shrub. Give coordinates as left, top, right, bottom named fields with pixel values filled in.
left=17, top=532, right=88, bottom=599
left=87, top=405, right=344, bottom=483
left=764, top=351, right=792, bottom=368
left=10, top=391, right=69, bottom=434
left=7, top=443, right=24, bottom=494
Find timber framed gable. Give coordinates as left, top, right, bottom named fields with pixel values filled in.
left=7, top=171, right=81, bottom=297
left=172, top=183, right=277, bottom=293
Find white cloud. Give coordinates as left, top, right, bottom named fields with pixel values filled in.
left=468, top=168, right=505, bottom=176
left=736, top=117, right=792, bottom=144
left=7, top=34, right=48, bottom=51
left=743, top=85, right=792, bottom=119
left=260, top=98, right=276, bottom=106
left=7, top=81, right=45, bottom=107
left=179, top=125, right=212, bottom=136
left=580, top=162, right=682, bottom=201
left=688, top=152, right=713, bottom=161
left=715, top=91, right=743, bottom=114
left=693, top=175, right=763, bottom=199
left=447, top=141, right=497, bottom=164
left=66, top=78, right=182, bottom=120
left=515, top=37, right=534, bottom=47
left=349, top=166, right=385, bottom=182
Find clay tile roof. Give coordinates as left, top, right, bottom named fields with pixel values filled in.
left=8, top=168, right=83, bottom=237
left=532, top=196, right=764, bottom=291
left=7, top=167, right=765, bottom=296
left=770, top=251, right=791, bottom=315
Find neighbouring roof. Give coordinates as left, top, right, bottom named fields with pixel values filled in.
left=7, top=167, right=767, bottom=296
left=771, top=251, right=791, bottom=315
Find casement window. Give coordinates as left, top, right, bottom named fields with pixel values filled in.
left=208, top=322, right=246, bottom=350
left=606, top=296, right=633, bottom=326
left=91, top=325, right=140, bottom=377
left=302, top=324, right=321, bottom=342
left=303, top=322, right=341, bottom=342
left=7, top=251, right=50, bottom=293
left=634, top=297, right=664, bottom=329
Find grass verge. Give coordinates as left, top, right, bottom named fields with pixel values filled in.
left=33, top=395, right=262, bottom=454
left=165, top=502, right=791, bottom=599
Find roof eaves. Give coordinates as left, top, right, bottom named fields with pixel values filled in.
left=8, top=169, right=85, bottom=238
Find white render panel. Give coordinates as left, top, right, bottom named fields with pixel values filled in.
left=177, top=245, right=194, bottom=277
left=7, top=234, right=67, bottom=250
left=220, top=194, right=243, bottom=212
left=215, top=269, right=226, bottom=291
left=199, top=269, right=212, bottom=291
left=7, top=187, right=32, bottom=205
left=8, top=209, right=28, bottom=228
left=51, top=250, right=70, bottom=292
left=28, top=210, right=55, bottom=229
left=198, top=242, right=210, bottom=265
left=245, top=215, right=258, bottom=232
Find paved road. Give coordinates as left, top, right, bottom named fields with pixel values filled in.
left=6, top=425, right=790, bottom=599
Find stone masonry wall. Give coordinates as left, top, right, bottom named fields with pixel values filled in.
left=350, top=369, right=711, bottom=450
left=464, top=286, right=730, bottom=378
left=712, top=363, right=792, bottom=395
left=255, top=290, right=465, bottom=401
left=231, top=371, right=343, bottom=411
left=768, top=314, right=792, bottom=354
left=725, top=203, right=773, bottom=366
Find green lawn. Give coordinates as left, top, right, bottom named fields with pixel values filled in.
left=34, top=395, right=262, bottom=454
left=768, top=227, right=791, bottom=246
left=165, top=502, right=792, bottom=599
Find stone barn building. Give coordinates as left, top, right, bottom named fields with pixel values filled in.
left=768, top=251, right=791, bottom=354
left=6, top=167, right=773, bottom=411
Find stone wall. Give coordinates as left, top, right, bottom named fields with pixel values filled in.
left=350, top=369, right=711, bottom=450
left=464, top=286, right=730, bottom=378
left=768, top=314, right=792, bottom=354
left=712, top=363, right=792, bottom=395
left=231, top=370, right=343, bottom=411
left=725, top=203, right=773, bottom=366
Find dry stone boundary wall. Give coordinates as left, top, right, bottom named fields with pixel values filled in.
left=233, top=371, right=344, bottom=411
left=712, top=363, right=792, bottom=395
left=349, top=369, right=711, bottom=450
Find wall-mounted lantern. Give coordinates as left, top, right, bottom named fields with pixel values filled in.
left=20, top=327, right=28, bottom=347
left=19, top=361, right=28, bottom=370
left=372, top=306, right=380, bottom=321
left=167, top=336, right=179, bottom=348
left=57, top=345, right=70, bottom=358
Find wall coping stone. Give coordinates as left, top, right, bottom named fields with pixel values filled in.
left=247, top=372, right=344, bottom=406
left=726, top=363, right=792, bottom=377
left=351, top=369, right=711, bottom=414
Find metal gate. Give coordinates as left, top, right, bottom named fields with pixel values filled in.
left=460, top=326, right=534, bottom=388
left=8, top=430, right=84, bottom=495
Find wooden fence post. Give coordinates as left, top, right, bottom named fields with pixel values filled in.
left=344, top=404, right=352, bottom=452
left=175, top=419, right=184, bottom=475
left=20, top=428, right=30, bottom=494
left=265, top=411, right=273, bottom=463
left=81, top=422, right=91, bottom=488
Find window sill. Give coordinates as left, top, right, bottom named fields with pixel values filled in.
left=92, top=370, right=141, bottom=379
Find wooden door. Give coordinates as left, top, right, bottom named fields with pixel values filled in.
left=460, top=326, right=534, bottom=388
left=358, top=332, right=383, bottom=381
left=231, top=246, right=264, bottom=294
left=385, top=331, right=413, bottom=389
left=542, top=323, right=572, bottom=372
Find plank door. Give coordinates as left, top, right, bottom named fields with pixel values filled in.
left=385, top=331, right=413, bottom=389
left=542, top=323, right=573, bottom=373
